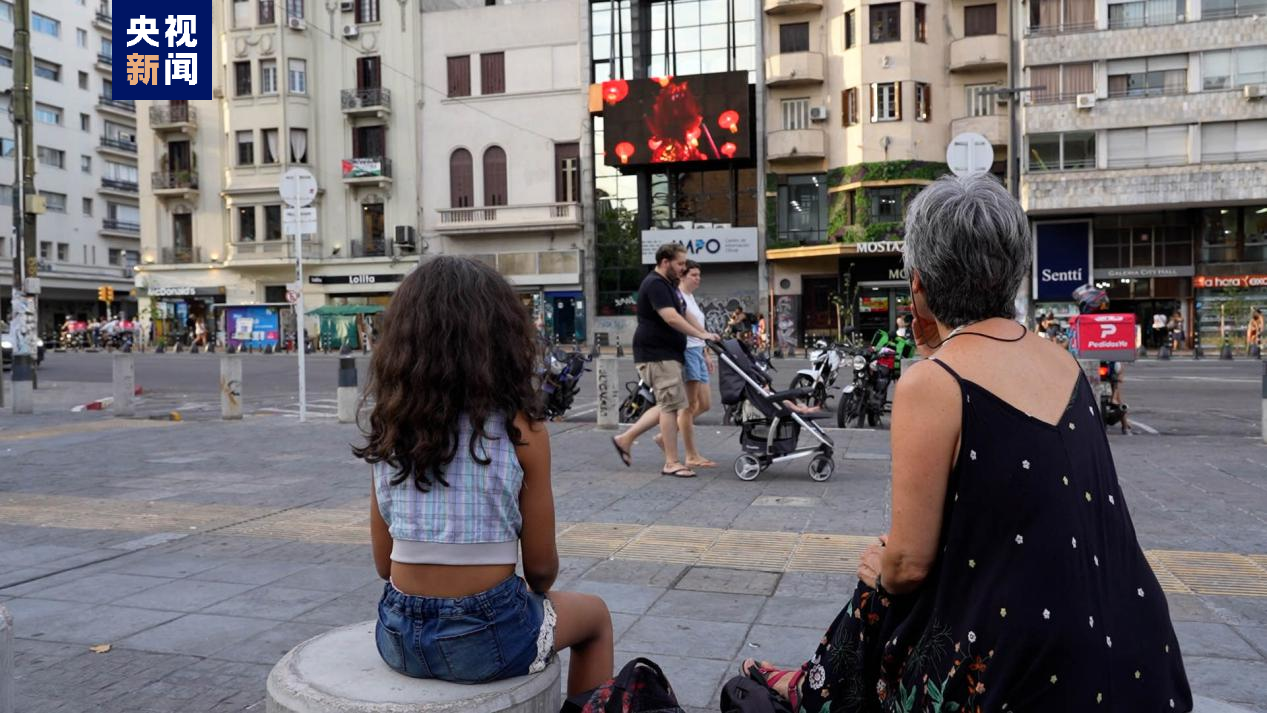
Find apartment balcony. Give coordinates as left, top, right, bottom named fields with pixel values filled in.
left=99, top=177, right=140, bottom=197
left=100, top=218, right=141, bottom=237
left=949, top=34, right=1008, bottom=72
left=96, top=53, right=113, bottom=72
left=1024, top=16, right=1262, bottom=66
left=1022, top=160, right=1267, bottom=214
left=1024, top=88, right=1265, bottom=133
left=152, top=170, right=198, bottom=199
left=99, top=136, right=138, bottom=157
left=160, top=246, right=202, bottom=265
left=342, top=157, right=392, bottom=187
left=93, top=10, right=111, bottom=30
left=768, top=128, right=825, bottom=163
left=229, top=238, right=321, bottom=263
left=435, top=202, right=583, bottom=236
left=97, top=96, right=136, bottom=117
left=341, top=88, right=392, bottom=119
left=765, top=52, right=825, bottom=87
left=950, top=114, right=1009, bottom=147
left=349, top=239, right=392, bottom=258
left=763, top=0, right=823, bottom=14
left=149, top=105, right=197, bottom=134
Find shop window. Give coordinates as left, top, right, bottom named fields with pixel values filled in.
left=1245, top=206, right=1267, bottom=262
left=777, top=174, right=828, bottom=244
left=869, top=187, right=902, bottom=222
left=1200, top=208, right=1238, bottom=262
left=869, top=3, right=900, bottom=42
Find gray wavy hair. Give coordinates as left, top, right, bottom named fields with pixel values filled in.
left=902, top=174, right=1031, bottom=328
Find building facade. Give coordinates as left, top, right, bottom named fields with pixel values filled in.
left=1020, top=0, right=1267, bottom=350
left=1, top=0, right=139, bottom=336
left=762, top=0, right=1010, bottom=349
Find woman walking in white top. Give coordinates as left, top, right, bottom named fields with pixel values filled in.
left=676, top=260, right=717, bottom=469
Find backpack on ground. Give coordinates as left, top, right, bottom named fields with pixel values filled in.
left=560, top=657, right=685, bottom=713
left=718, top=673, right=793, bottom=713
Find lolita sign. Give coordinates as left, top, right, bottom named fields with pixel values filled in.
left=602, top=72, right=751, bottom=167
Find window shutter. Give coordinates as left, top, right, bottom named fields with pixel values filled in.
left=483, top=146, right=508, bottom=206
left=894, top=81, right=903, bottom=120
left=450, top=149, right=473, bottom=208
left=447, top=56, right=471, bottom=97
left=481, top=52, right=505, bottom=94
left=924, top=84, right=930, bottom=121
left=869, top=83, right=878, bottom=122
left=842, top=91, right=849, bottom=126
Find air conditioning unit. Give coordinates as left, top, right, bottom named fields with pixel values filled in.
left=394, top=225, right=417, bottom=248
left=1075, top=93, right=1096, bottom=109
left=1244, top=84, right=1266, bottom=100
left=340, top=0, right=355, bottom=10
left=342, top=24, right=359, bottom=38
left=808, top=106, right=829, bottom=122
left=287, top=16, right=305, bottom=30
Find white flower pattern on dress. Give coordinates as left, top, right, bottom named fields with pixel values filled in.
left=808, top=663, right=826, bottom=689
left=1070, top=422, right=1077, bottom=430
left=1094, top=555, right=1100, bottom=567
left=968, top=630, right=977, bottom=643
left=1015, top=534, right=1024, bottom=544
left=1089, top=616, right=1095, bottom=628
left=1106, top=636, right=1112, bottom=648
left=970, top=450, right=977, bottom=461
left=1043, top=608, right=1051, bottom=619
left=1063, top=476, right=1070, bottom=486
left=1138, top=588, right=1145, bottom=597
left=1109, top=495, right=1116, bottom=505
left=529, top=596, right=557, bottom=674
left=1022, top=460, right=1031, bottom=470
left=1072, top=537, right=1078, bottom=549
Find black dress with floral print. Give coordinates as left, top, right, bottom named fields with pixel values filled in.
left=790, top=359, right=1192, bottom=713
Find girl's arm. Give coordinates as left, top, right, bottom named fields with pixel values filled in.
left=515, top=412, right=558, bottom=594
left=370, top=477, right=393, bottom=580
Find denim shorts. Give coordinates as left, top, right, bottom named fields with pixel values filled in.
left=375, top=575, right=556, bottom=684
left=683, top=347, right=709, bottom=384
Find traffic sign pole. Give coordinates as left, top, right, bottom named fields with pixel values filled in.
left=279, top=168, right=317, bottom=423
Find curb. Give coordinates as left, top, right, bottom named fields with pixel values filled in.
left=71, top=386, right=144, bottom=413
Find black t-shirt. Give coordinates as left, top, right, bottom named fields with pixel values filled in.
left=634, top=270, right=686, bottom=363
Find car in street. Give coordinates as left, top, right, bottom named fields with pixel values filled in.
left=0, top=322, right=45, bottom=371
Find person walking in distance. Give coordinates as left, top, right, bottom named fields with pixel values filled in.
left=676, top=260, right=717, bottom=469
left=610, top=244, right=719, bottom=478
left=1247, top=308, right=1263, bottom=355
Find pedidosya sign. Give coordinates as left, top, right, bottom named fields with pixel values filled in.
left=112, top=2, right=214, bottom=100
left=640, top=228, right=759, bottom=264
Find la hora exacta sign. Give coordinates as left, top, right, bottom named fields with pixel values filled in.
left=111, top=2, right=213, bottom=100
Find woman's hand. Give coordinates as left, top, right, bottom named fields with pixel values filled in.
left=857, top=536, right=886, bottom=589
left=911, top=312, right=941, bottom=357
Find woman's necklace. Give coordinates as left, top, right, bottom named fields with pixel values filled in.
left=929, top=319, right=1027, bottom=350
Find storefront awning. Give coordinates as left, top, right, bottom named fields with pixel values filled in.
left=306, top=304, right=386, bottom=316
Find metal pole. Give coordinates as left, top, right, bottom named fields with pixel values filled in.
left=295, top=230, right=307, bottom=423
left=753, top=0, right=767, bottom=353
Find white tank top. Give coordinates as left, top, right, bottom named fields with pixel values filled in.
left=682, top=292, right=706, bottom=349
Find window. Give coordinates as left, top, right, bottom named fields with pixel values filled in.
left=1029, top=63, right=1093, bottom=103
left=1202, top=0, right=1267, bottom=19
left=109, top=248, right=123, bottom=265
left=78, top=71, right=89, bottom=90
left=57, top=243, right=69, bottom=261
left=870, top=3, right=900, bottom=42
left=0, top=139, right=11, bottom=157
left=83, top=197, right=92, bottom=215
left=782, top=98, right=810, bottom=130
left=100, top=36, right=112, bottom=61
left=236, top=130, right=255, bottom=165
left=357, top=56, right=382, bottom=89
left=260, top=59, right=278, bottom=94
left=777, top=174, right=828, bottom=244
left=0, top=48, right=10, bottom=67
left=843, top=87, right=859, bottom=125
left=264, top=205, right=282, bottom=241
left=173, top=214, right=194, bottom=260
left=1245, top=206, right=1267, bottom=262
left=362, top=203, right=385, bottom=255
left=1107, top=126, right=1188, bottom=168
left=34, top=59, right=60, bottom=81
left=0, top=2, right=10, bottom=22
left=870, top=82, right=901, bottom=121
left=290, top=128, right=308, bottom=163
left=259, top=0, right=276, bottom=24
left=261, top=128, right=279, bottom=163
left=844, top=10, right=856, bottom=49
left=1108, top=0, right=1183, bottom=27
left=44, top=192, right=67, bottom=213
left=32, top=12, right=59, bottom=36
left=352, top=124, right=385, bottom=156
left=964, top=4, right=997, bottom=35
left=39, top=241, right=51, bottom=259
left=914, top=82, right=931, bottom=121
left=1201, top=120, right=1267, bottom=162
left=1029, top=0, right=1095, bottom=32
left=77, top=28, right=88, bottom=47
left=966, top=84, right=997, bottom=116
left=483, top=146, right=507, bottom=206
left=35, top=103, right=62, bottom=125
left=288, top=59, right=307, bottom=94
left=450, top=148, right=473, bottom=207
left=286, top=0, right=304, bottom=19
left=356, top=0, right=379, bottom=23
left=1027, top=131, right=1096, bottom=171
left=1203, top=48, right=1267, bottom=91
left=915, top=3, right=927, bottom=41
left=234, top=61, right=252, bottom=96
left=779, top=22, right=809, bottom=53
left=447, top=55, right=471, bottom=97
left=104, top=160, right=138, bottom=184
left=481, top=52, right=505, bottom=94
left=555, top=142, right=580, bottom=203
left=81, top=113, right=91, bottom=131
left=37, top=146, right=65, bottom=168
left=1108, top=55, right=1187, bottom=98
left=238, top=206, right=256, bottom=241
left=869, top=188, right=902, bottom=222
left=233, top=0, right=251, bottom=27
left=81, top=155, right=92, bottom=173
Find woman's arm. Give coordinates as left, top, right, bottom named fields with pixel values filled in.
left=878, top=361, right=962, bottom=593
left=370, top=478, right=393, bottom=581
left=515, top=412, right=558, bottom=594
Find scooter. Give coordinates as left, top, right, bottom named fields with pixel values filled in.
left=789, top=339, right=844, bottom=409
left=837, top=344, right=897, bottom=428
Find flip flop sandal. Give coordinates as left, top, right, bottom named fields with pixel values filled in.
left=611, top=437, right=632, bottom=468
left=741, top=659, right=803, bottom=710
left=660, top=467, right=696, bottom=478
left=687, top=458, right=718, bottom=468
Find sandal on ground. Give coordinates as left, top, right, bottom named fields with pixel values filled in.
left=612, top=436, right=632, bottom=467
left=686, top=457, right=718, bottom=468
left=741, top=659, right=802, bottom=709
left=660, top=465, right=696, bottom=478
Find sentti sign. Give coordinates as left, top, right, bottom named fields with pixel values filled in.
left=1194, top=274, right=1267, bottom=289
left=1071, top=313, right=1137, bottom=362
left=1034, top=222, right=1091, bottom=302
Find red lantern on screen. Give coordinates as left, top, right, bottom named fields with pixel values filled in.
left=614, top=141, right=635, bottom=164
left=720, top=142, right=737, bottom=158
left=602, top=79, right=629, bottom=105
left=718, top=110, right=740, bottom=133
left=685, top=125, right=702, bottom=147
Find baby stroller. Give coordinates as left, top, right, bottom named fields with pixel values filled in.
left=708, top=339, right=836, bottom=481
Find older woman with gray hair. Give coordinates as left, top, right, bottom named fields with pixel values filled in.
left=739, top=175, right=1191, bottom=712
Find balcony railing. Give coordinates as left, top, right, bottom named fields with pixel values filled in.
left=95, top=10, right=111, bottom=25
left=350, top=239, right=390, bottom=258
left=161, top=246, right=201, bottom=264
left=341, top=88, right=392, bottom=112
left=149, top=105, right=197, bottom=127
left=102, top=218, right=141, bottom=234
left=436, top=203, right=583, bottom=234
left=1106, top=84, right=1188, bottom=99
left=259, top=0, right=276, bottom=24
left=98, top=96, right=136, bottom=112
left=342, top=157, right=392, bottom=181
left=232, top=238, right=321, bottom=261
left=97, top=52, right=113, bottom=65
left=1025, top=21, right=1096, bottom=36
left=100, top=136, right=137, bottom=152
left=152, top=171, right=198, bottom=191
left=101, top=178, right=139, bottom=193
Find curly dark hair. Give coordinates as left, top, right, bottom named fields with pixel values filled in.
left=352, top=256, right=543, bottom=491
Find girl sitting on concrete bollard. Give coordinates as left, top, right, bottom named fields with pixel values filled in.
left=354, top=256, right=613, bottom=696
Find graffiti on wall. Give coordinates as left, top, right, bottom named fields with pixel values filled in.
left=696, top=294, right=756, bottom=335
left=775, top=294, right=799, bottom=354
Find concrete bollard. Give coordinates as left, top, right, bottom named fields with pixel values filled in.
left=10, top=355, right=33, bottom=414
left=220, top=354, right=243, bottom=420
left=0, top=604, right=10, bottom=713
left=615, top=336, right=624, bottom=358
left=1221, top=341, right=1234, bottom=360
left=337, top=351, right=358, bottom=424
left=112, top=354, right=135, bottom=418
left=1159, top=344, right=1171, bottom=360
left=596, top=356, right=619, bottom=430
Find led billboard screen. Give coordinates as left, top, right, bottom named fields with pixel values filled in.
left=602, top=71, right=751, bottom=167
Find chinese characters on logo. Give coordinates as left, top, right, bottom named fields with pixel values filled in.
left=125, top=14, right=199, bottom=87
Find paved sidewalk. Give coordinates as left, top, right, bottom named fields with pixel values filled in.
left=0, top=401, right=1265, bottom=711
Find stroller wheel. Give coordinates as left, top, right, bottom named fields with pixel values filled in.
left=734, top=454, right=763, bottom=481
left=808, top=454, right=835, bottom=482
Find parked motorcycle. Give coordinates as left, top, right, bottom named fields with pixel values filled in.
left=541, top=344, right=596, bottom=420
left=618, top=376, right=656, bottom=424
left=789, top=339, right=845, bottom=409
left=836, top=344, right=897, bottom=428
